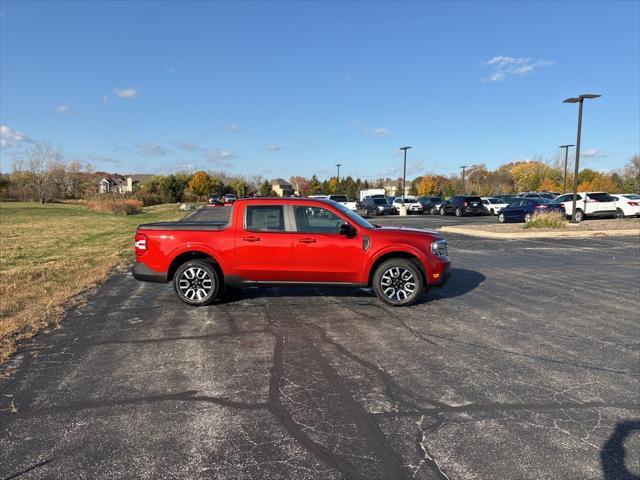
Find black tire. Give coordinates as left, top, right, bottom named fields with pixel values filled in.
left=455, top=208, right=463, bottom=217
left=430, top=207, right=436, bottom=215
left=372, top=258, right=424, bottom=306
left=440, top=207, right=446, bottom=216
left=524, top=212, right=533, bottom=223
left=498, top=212, right=506, bottom=223
left=575, top=209, right=585, bottom=223
left=616, top=208, right=625, bottom=219
left=174, top=260, right=220, bottom=306
left=490, top=208, right=495, bottom=216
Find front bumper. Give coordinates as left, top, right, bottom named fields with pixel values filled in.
left=427, top=258, right=451, bottom=288
left=132, top=262, right=168, bottom=283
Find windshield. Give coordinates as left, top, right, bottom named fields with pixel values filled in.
left=330, top=195, right=348, bottom=202
left=331, top=201, right=374, bottom=229
left=624, top=194, right=640, bottom=200
left=373, top=198, right=388, bottom=205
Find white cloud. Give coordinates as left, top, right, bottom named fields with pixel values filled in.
left=204, top=149, right=237, bottom=166
left=114, top=87, right=140, bottom=99
left=137, top=143, right=171, bottom=157
left=581, top=148, right=607, bottom=158
left=82, top=153, right=120, bottom=165
left=174, top=141, right=202, bottom=152
left=482, top=56, right=553, bottom=82
left=0, top=125, right=31, bottom=148
left=56, top=104, right=71, bottom=115
left=264, top=144, right=282, bottom=151
left=348, top=121, right=392, bottom=137
left=102, top=94, right=109, bottom=104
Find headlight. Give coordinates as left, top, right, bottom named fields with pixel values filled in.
left=431, top=239, right=448, bottom=257
left=378, top=206, right=384, bottom=210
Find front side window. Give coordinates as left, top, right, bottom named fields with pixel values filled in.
left=294, top=206, right=344, bottom=234
left=245, top=206, right=285, bottom=231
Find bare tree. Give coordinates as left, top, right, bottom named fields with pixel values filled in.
left=26, top=142, right=63, bottom=203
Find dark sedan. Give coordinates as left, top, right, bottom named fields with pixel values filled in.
left=362, top=196, right=395, bottom=216
left=498, top=198, right=566, bottom=223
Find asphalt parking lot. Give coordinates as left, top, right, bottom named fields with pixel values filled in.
left=1, top=215, right=639, bottom=480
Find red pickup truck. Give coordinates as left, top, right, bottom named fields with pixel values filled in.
left=133, top=198, right=450, bottom=306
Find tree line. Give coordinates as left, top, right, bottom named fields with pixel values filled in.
left=1, top=142, right=638, bottom=204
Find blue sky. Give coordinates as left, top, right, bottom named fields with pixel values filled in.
left=1, top=0, right=638, bottom=180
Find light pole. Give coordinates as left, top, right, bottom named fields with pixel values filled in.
left=563, top=94, right=601, bottom=222
left=335, top=163, right=342, bottom=192
left=558, top=144, right=575, bottom=194
left=460, top=165, right=468, bottom=195
left=399, top=147, right=412, bottom=201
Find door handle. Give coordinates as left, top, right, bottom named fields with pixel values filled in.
left=242, top=236, right=260, bottom=242
left=298, top=238, right=316, bottom=244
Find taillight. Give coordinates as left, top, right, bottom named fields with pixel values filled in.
left=628, top=202, right=639, bottom=206
left=464, top=201, right=468, bottom=207
left=134, top=232, right=148, bottom=256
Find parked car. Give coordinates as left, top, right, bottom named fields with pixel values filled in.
left=224, top=194, right=237, bottom=203
left=493, top=194, right=518, bottom=204
left=519, top=192, right=558, bottom=200
left=439, top=196, right=484, bottom=216
left=417, top=196, right=442, bottom=215
left=481, top=197, right=509, bottom=215
left=208, top=196, right=224, bottom=205
left=430, top=199, right=445, bottom=215
left=392, top=196, right=423, bottom=214
left=362, top=196, right=395, bottom=216
left=610, top=193, right=640, bottom=218
left=553, top=192, right=617, bottom=222
left=133, top=198, right=451, bottom=306
left=498, top=198, right=566, bottom=223
left=327, top=194, right=358, bottom=211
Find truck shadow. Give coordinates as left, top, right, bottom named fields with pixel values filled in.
left=601, top=420, right=640, bottom=480
left=218, top=267, right=485, bottom=305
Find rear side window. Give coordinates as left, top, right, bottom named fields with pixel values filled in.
left=245, top=206, right=285, bottom=231
left=587, top=193, right=613, bottom=202
left=329, top=195, right=348, bottom=202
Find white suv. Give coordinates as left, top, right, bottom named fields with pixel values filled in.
left=392, top=196, right=424, bottom=214
left=554, top=192, right=617, bottom=222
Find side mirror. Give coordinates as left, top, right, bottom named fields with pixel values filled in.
left=339, top=223, right=357, bottom=238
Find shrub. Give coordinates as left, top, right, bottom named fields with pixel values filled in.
left=135, top=192, right=163, bottom=206
left=523, top=211, right=567, bottom=229
left=86, top=199, right=143, bottom=215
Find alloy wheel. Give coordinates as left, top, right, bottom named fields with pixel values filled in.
left=178, top=267, right=214, bottom=302
left=380, top=266, right=416, bottom=302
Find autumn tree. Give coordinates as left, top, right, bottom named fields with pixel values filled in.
left=188, top=171, right=213, bottom=199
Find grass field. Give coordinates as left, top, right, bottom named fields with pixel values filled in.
left=0, top=202, right=186, bottom=362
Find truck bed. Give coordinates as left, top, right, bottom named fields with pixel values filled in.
left=138, top=206, right=231, bottom=231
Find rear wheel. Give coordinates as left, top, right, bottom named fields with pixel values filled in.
left=440, top=207, right=445, bottom=216
left=174, top=260, right=220, bottom=306
left=372, top=259, right=424, bottom=306
left=455, top=207, right=463, bottom=217
left=524, top=212, right=533, bottom=223
left=574, top=209, right=585, bottom=222
left=616, top=208, right=625, bottom=219
left=490, top=208, right=495, bottom=215
left=498, top=212, right=506, bottom=223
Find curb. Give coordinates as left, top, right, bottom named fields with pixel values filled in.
left=438, top=226, right=640, bottom=239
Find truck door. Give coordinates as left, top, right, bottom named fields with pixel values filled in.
left=291, top=205, right=366, bottom=283
left=234, top=204, right=295, bottom=281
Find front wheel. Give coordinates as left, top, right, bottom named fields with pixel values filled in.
left=455, top=208, right=463, bottom=217
left=524, top=212, right=533, bottom=223
left=174, top=260, right=220, bottom=306
left=616, top=208, right=625, bottom=219
left=372, top=259, right=424, bottom=306
left=440, top=208, right=446, bottom=216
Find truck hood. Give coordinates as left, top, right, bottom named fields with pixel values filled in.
left=376, top=225, right=442, bottom=237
